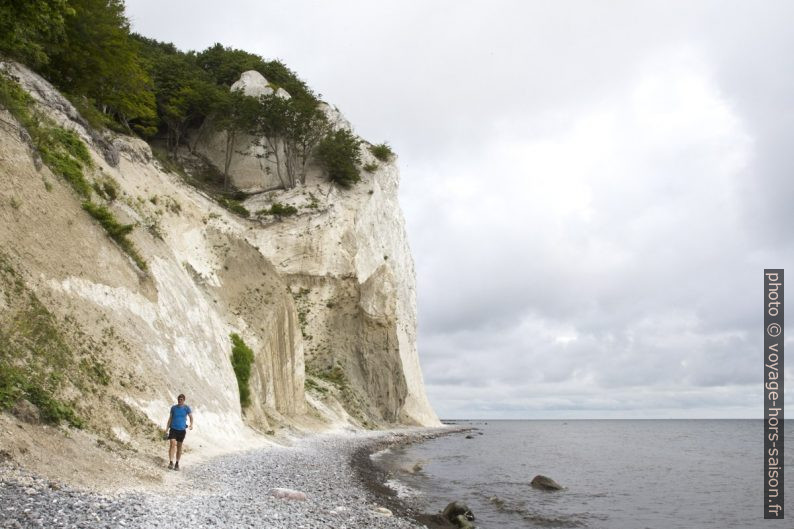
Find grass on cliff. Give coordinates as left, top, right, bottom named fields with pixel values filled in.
left=81, top=202, right=147, bottom=270
left=1, top=73, right=147, bottom=270
left=1, top=74, right=92, bottom=197
left=0, top=253, right=160, bottom=440
left=230, top=333, right=255, bottom=408
left=0, top=254, right=87, bottom=428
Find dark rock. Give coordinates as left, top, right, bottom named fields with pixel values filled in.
left=443, top=501, right=475, bottom=527
left=530, top=474, right=563, bottom=490
left=465, top=434, right=474, bottom=439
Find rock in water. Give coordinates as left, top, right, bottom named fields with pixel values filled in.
left=443, top=501, right=475, bottom=527
left=530, top=475, right=563, bottom=490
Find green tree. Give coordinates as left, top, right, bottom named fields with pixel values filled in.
left=250, top=94, right=329, bottom=189
left=214, top=89, right=260, bottom=189
left=43, top=0, right=157, bottom=134
left=148, top=53, right=222, bottom=157
left=283, top=97, right=330, bottom=185
left=196, top=44, right=317, bottom=103
left=0, top=0, right=72, bottom=68
left=252, top=93, right=291, bottom=188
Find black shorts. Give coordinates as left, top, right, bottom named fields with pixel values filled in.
left=168, top=429, right=186, bottom=442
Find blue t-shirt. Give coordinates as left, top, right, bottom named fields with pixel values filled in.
left=170, top=404, right=191, bottom=430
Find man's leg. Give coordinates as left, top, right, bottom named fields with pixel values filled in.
left=176, top=441, right=183, bottom=462
left=169, top=439, right=177, bottom=464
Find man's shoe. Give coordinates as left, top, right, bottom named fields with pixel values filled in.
left=168, top=462, right=173, bottom=470
left=174, top=462, right=180, bottom=471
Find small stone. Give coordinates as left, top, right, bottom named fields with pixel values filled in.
left=270, top=487, right=307, bottom=501
left=374, top=507, right=393, bottom=516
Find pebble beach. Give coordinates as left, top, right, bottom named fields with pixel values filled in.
left=0, top=429, right=455, bottom=529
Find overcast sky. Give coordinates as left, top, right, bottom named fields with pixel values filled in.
left=125, top=0, right=794, bottom=419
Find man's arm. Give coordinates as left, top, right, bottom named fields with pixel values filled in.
left=188, top=412, right=194, bottom=430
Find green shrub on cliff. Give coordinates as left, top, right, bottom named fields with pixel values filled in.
left=230, top=333, right=255, bottom=408
left=258, top=202, right=298, bottom=218
left=316, top=129, right=361, bottom=188
left=369, top=142, right=394, bottom=162
left=218, top=197, right=250, bottom=217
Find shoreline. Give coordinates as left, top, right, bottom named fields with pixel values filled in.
left=351, top=425, right=474, bottom=529
left=0, top=426, right=468, bottom=528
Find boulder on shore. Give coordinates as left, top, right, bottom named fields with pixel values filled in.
left=530, top=475, right=563, bottom=490
left=443, top=501, right=475, bottom=528
left=270, top=488, right=307, bottom=501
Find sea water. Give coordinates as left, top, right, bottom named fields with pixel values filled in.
left=374, top=420, right=793, bottom=529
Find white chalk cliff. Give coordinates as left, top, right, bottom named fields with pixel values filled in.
left=0, top=63, right=439, bottom=457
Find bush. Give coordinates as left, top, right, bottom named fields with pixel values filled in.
left=316, top=129, right=362, bottom=188
left=363, top=162, right=378, bottom=173
left=230, top=333, right=255, bottom=408
left=258, top=202, right=297, bottom=218
left=369, top=142, right=394, bottom=162
left=218, top=197, right=249, bottom=217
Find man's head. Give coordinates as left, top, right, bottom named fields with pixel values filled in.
left=177, top=394, right=186, bottom=404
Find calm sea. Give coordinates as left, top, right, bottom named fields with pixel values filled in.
left=373, top=420, right=793, bottom=529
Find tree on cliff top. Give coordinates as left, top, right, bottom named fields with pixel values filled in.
left=148, top=53, right=223, bottom=158
left=196, top=43, right=317, bottom=104
left=42, top=0, right=157, bottom=135
left=215, top=89, right=260, bottom=190
left=251, top=93, right=330, bottom=189
left=0, top=0, right=71, bottom=68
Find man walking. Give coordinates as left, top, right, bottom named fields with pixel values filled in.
left=165, top=393, right=194, bottom=470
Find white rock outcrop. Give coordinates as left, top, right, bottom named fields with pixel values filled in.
left=229, top=70, right=290, bottom=100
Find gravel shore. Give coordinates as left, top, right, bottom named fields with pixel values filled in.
left=0, top=429, right=453, bottom=529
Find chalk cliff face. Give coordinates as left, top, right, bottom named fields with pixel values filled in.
left=0, top=63, right=438, bottom=456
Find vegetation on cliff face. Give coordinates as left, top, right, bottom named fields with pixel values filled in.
left=0, top=251, right=162, bottom=443
left=0, top=254, right=91, bottom=428
left=230, top=333, right=255, bottom=408
left=316, top=129, right=363, bottom=188
left=0, top=74, right=147, bottom=270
